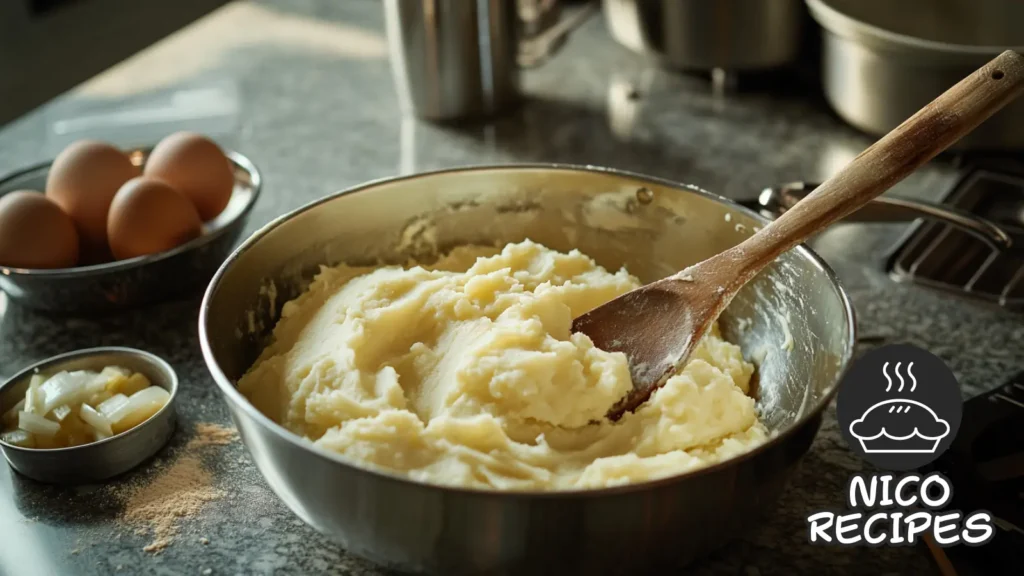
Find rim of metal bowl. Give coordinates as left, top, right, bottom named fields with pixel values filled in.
left=199, top=164, right=857, bottom=498
left=0, top=346, right=178, bottom=453
left=807, top=0, right=1024, bottom=56
left=0, top=148, right=262, bottom=279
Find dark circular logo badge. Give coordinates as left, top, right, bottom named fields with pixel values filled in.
left=836, top=344, right=962, bottom=471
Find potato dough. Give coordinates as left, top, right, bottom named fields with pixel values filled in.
left=239, top=241, right=767, bottom=490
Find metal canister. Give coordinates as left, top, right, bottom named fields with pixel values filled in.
left=384, top=0, right=594, bottom=122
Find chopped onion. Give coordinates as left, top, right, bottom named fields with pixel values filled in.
left=3, top=367, right=167, bottom=449
left=97, top=366, right=130, bottom=382
left=117, top=373, right=152, bottom=397
left=62, top=414, right=94, bottom=447
left=24, top=374, right=45, bottom=414
left=51, top=404, right=72, bottom=422
left=2, top=398, right=25, bottom=425
left=97, top=394, right=129, bottom=419
left=79, top=404, right=113, bottom=437
left=18, top=411, right=60, bottom=437
left=38, top=371, right=94, bottom=415
left=109, top=387, right=170, bottom=434
left=1, top=429, right=35, bottom=448
left=94, top=366, right=130, bottom=393
left=87, top=390, right=113, bottom=408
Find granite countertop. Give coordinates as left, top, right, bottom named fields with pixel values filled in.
left=2, top=1, right=1022, bottom=575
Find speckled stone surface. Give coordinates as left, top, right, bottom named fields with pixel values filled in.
left=1, top=1, right=1021, bottom=575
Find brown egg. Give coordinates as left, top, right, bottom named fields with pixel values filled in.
left=45, top=140, right=139, bottom=251
left=144, top=132, right=233, bottom=221
left=0, top=190, right=80, bottom=269
left=107, top=177, right=202, bottom=260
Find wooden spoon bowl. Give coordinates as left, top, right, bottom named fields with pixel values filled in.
left=574, top=50, right=1024, bottom=420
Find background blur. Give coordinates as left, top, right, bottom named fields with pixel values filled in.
left=0, top=0, right=228, bottom=126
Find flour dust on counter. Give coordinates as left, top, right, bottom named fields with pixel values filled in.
left=115, top=422, right=238, bottom=553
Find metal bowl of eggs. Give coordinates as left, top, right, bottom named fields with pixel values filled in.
left=0, top=135, right=261, bottom=313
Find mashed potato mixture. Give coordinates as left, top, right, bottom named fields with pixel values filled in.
left=239, top=240, right=767, bottom=490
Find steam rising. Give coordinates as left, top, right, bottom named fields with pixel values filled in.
left=882, top=361, right=916, bottom=392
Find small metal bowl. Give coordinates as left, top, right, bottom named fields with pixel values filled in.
left=0, top=147, right=262, bottom=313
left=0, top=347, right=177, bottom=484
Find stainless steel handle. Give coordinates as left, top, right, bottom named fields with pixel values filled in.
left=753, top=181, right=1013, bottom=250
left=518, top=2, right=598, bottom=68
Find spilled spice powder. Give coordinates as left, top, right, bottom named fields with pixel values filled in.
left=124, top=453, right=221, bottom=553
left=119, top=422, right=238, bottom=553
left=191, top=423, right=238, bottom=447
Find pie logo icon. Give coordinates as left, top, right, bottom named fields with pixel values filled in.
left=850, top=398, right=950, bottom=454
left=837, top=345, right=962, bottom=470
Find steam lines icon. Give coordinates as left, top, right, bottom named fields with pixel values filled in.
left=848, top=362, right=950, bottom=454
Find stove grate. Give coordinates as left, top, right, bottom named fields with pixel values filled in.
left=889, top=169, right=1024, bottom=310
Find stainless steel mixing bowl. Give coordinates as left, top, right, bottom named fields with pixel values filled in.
left=199, top=166, right=856, bottom=575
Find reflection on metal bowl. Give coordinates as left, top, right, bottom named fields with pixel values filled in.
left=200, top=166, right=855, bottom=575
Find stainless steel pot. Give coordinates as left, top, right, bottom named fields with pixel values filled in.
left=604, top=0, right=805, bottom=70
left=199, top=166, right=855, bottom=575
left=808, top=0, right=1024, bottom=149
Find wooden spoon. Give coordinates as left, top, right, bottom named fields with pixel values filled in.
left=573, top=50, right=1024, bottom=421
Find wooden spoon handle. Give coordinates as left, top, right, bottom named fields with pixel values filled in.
left=725, top=50, right=1024, bottom=285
